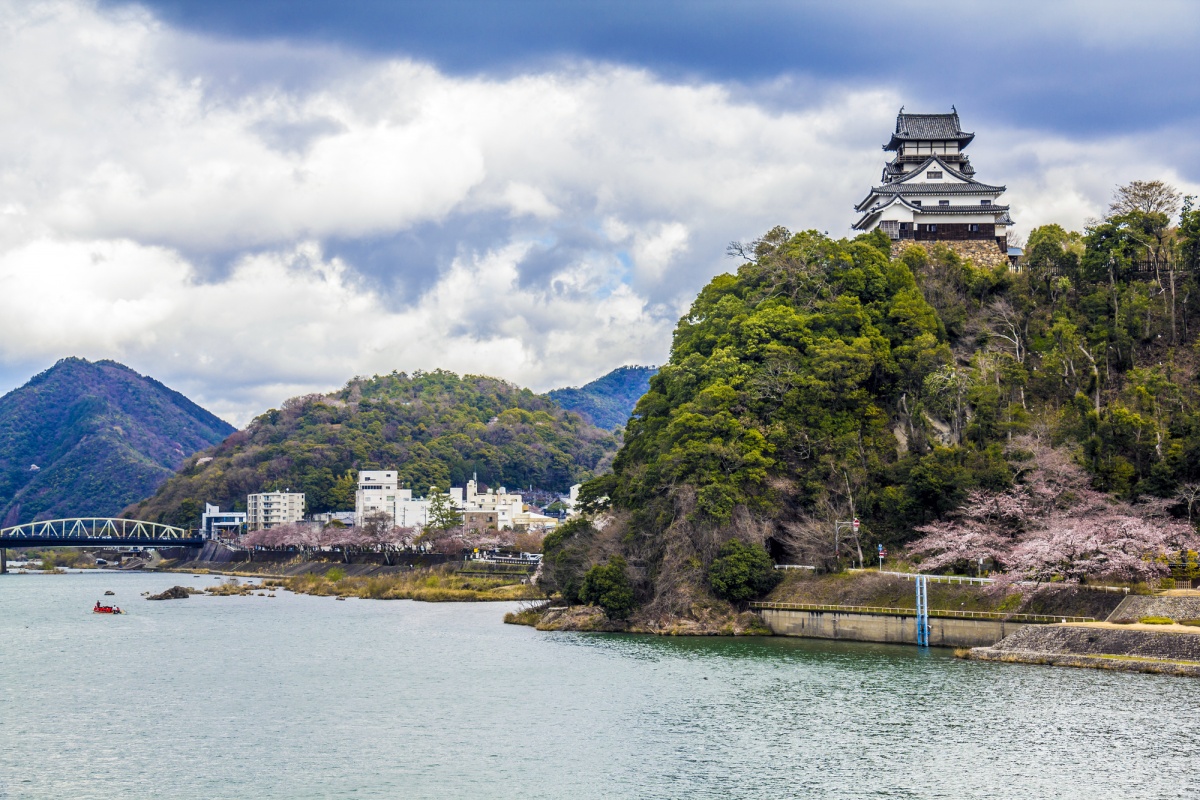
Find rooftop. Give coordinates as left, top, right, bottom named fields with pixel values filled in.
left=885, top=108, right=975, bottom=151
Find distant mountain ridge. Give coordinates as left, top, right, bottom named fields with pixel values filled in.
left=0, top=358, right=235, bottom=525
left=547, top=365, right=657, bottom=430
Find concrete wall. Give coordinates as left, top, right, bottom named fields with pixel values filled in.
left=759, top=608, right=1029, bottom=648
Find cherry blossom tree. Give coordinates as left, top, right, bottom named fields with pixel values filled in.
left=908, top=439, right=1199, bottom=583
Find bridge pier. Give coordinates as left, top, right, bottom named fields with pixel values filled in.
left=1, top=545, right=7, bottom=574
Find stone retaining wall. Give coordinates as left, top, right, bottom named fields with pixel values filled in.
left=891, top=240, right=1010, bottom=269
left=969, top=624, right=1200, bottom=678
left=1106, top=595, right=1200, bottom=623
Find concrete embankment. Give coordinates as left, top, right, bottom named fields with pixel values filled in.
left=969, top=624, right=1200, bottom=677
left=755, top=606, right=1031, bottom=647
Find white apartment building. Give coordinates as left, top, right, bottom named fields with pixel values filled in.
left=246, top=491, right=305, bottom=531
left=355, top=470, right=431, bottom=528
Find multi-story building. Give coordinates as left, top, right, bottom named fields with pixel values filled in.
left=852, top=108, right=1012, bottom=266
left=450, top=479, right=524, bottom=529
left=200, top=503, right=246, bottom=538
left=355, top=470, right=430, bottom=528
left=246, top=491, right=305, bottom=531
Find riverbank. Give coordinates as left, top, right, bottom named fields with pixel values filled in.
left=157, top=558, right=542, bottom=601
left=964, top=595, right=1200, bottom=677
left=505, top=602, right=772, bottom=635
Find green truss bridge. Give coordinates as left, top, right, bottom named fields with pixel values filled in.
left=0, top=518, right=204, bottom=572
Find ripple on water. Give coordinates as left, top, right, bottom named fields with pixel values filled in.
left=0, top=572, right=1196, bottom=799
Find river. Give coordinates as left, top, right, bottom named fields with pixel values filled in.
left=0, top=570, right=1193, bottom=799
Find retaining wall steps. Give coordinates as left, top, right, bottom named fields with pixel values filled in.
left=969, top=624, right=1200, bottom=678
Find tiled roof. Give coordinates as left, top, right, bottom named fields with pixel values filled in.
left=872, top=182, right=1005, bottom=195
left=885, top=108, right=975, bottom=150
left=916, top=204, right=1010, bottom=214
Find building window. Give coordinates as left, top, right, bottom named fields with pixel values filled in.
left=969, top=224, right=980, bottom=232
left=938, top=200, right=949, bottom=206
left=911, top=200, right=921, bottom=206
left=927, top=170, right=942, bottom=179
left=981, top=199, right=992, bottom=206
left=927, top=224, right=937, bottom=233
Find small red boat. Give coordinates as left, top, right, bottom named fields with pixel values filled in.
left=93, top=602, right=124, bottom=615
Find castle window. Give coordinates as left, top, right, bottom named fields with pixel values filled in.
left=928, top=224, right=937, bottom=232
left=981, top=199, right=992, bottom=206
left=938, top=200, right=949, bottom=206
left=969, top=224, right=980, bottom=232
left=927, top=170, right=942, bottom=179
left=911, top=200, right=921, bottom=206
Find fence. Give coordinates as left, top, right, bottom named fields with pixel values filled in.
left=749, top=601, right=1095, bottom=625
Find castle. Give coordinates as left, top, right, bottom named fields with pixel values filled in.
left=853, top=108, right=1012, bottom=266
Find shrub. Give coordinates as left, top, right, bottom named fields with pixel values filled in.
left=1138, top=616, right=1174, bottom=625
left=326, top=567, right=346, bottom=582
left=580, top=556, right=636, bottom=620
left=707, top=540, right=782, bottom=602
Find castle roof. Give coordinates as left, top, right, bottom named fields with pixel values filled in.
left=855, top=156, right=1005, bottom=211
left=885, top=109, right=975, bottom=151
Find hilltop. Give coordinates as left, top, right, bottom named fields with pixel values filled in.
left=0, top=358, right=234, bottom=524
left=547, top=365, right=657, bottom=430
left=129, top=369, right=619, bottom=527
left=545, top=203, right=1200, bottom=630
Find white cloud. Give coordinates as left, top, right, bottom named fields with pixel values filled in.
left=0, top=1, right=1195, bottom=424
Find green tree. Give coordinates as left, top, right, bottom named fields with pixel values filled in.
left=580, top=556, right=636, bottom=619
left=707, top=540, right=782, bottom=602
left=425, top=488, right=462, bottom=534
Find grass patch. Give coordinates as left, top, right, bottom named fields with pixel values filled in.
left=1139, top=616, right=1175, bottom=625
left=283, top=568, right=543, bottom=602
left=1179, top=620, right=1200, bottom=627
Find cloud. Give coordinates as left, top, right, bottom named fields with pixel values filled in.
left=0, top=1, right=1197, bottom=425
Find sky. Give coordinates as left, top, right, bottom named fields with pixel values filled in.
left=1, top=0, right=1197, bottom=425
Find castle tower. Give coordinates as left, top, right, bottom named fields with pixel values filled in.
left=853, top=108, right=1012, bottom=263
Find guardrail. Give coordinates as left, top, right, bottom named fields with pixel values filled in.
left=853, top=569, right=1130, bottom=594
left=774, top=564, right=816, bottom=570
left=749, top=601, right=1095, bottom=624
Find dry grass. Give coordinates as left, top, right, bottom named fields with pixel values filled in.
left=284, top=568, right=543, bottom=602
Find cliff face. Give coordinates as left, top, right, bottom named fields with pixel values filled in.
left=0, top=358, right=234, bottom=524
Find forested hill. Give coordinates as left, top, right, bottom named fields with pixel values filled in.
left=547, top=365, right=657, bottom=430
left=550, top=187, right=1200, bottom=623
left=129, top=370, right=620, bottom=528
left=0, top=358, right=234, bottom=524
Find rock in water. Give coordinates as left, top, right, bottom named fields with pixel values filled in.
left=146, top=586, right=190, bottom=601
left=104, top=590, right=115, bottom=596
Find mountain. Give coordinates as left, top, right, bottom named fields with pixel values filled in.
left=547, top=365, right=657, bottom=430
left=0, top=358, right=235, bottom=525
left=129, top=369, right=620, bottom=528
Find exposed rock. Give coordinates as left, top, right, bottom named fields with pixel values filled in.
left=103, top=590, right=115, bottom=596
left=146, top=585, right=191, bottom=601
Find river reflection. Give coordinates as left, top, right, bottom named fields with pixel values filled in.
left=0, top=571, right=1193, bottom=799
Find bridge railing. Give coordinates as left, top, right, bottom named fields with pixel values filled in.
left=0, top=518, right=194, bottom=542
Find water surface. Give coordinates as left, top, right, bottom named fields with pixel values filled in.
left=0, top=571, right=1193, bottom=799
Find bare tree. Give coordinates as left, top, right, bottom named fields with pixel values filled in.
left=1109, top=179, right=1182, bottom=218
left=1177, top=483, right=1200, bottom=524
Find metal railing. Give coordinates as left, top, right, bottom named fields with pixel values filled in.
left=855, top=569, right=993, bottom=585
left=749, top=601, right=1095, bottom=624
left=774, top=564, right=816, bottom=570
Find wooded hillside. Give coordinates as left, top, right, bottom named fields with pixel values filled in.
left=129, top=369, right=619, bottom=527
left=549, top=181, right=1200, bottom=623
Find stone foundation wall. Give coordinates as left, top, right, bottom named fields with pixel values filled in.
left=757, top=607, right=1028, bottom=647
left=890, top=239, right=1011, bottom=269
